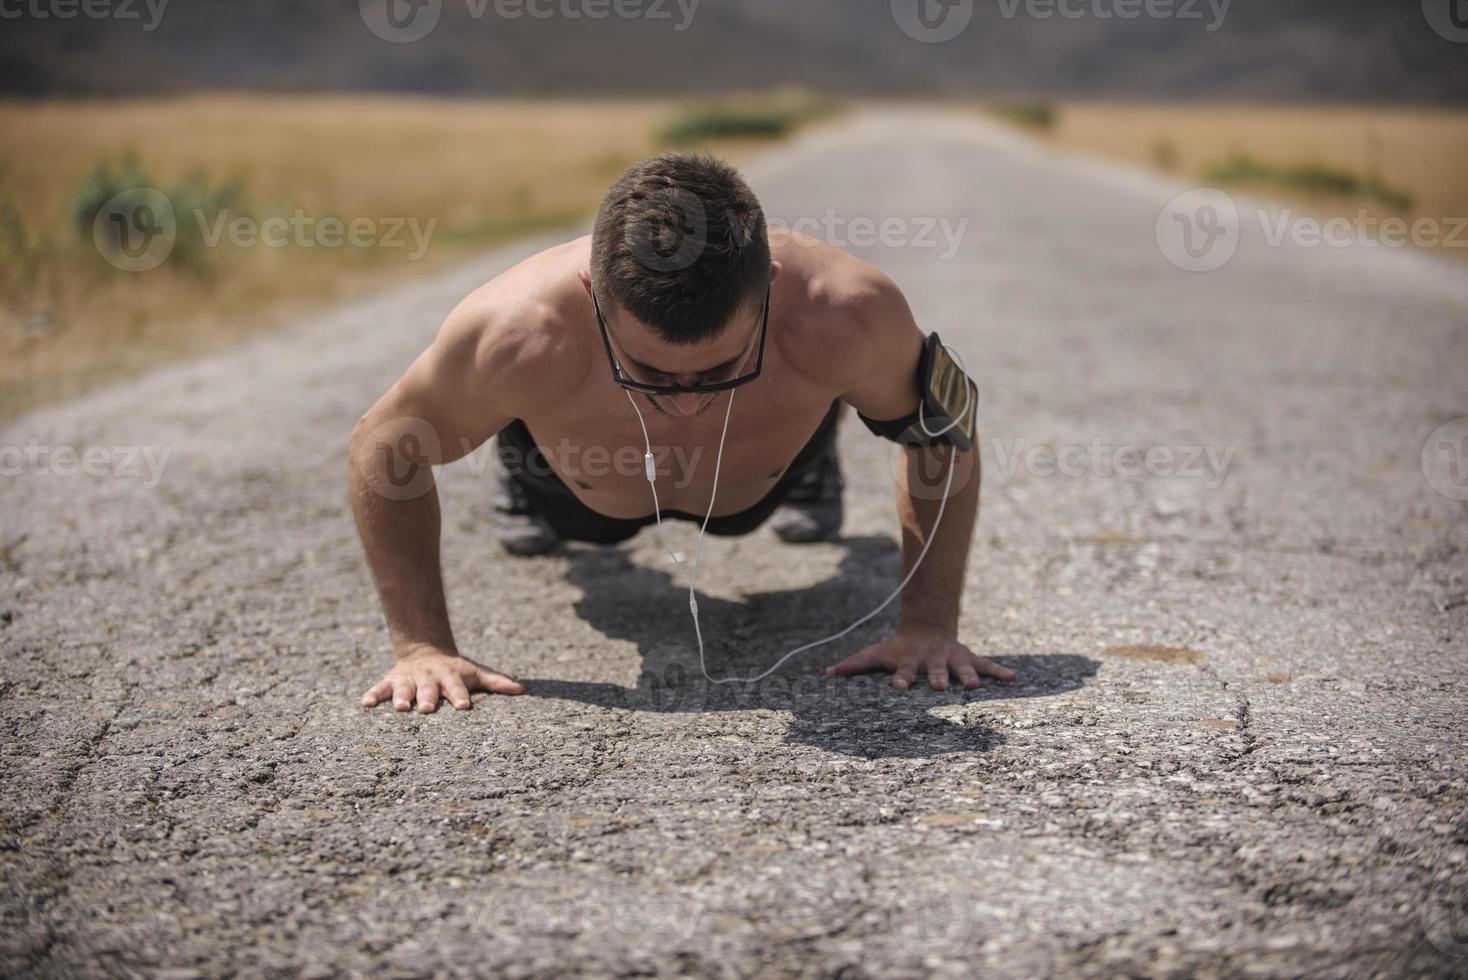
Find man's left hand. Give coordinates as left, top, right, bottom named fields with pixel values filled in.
left=825, top=627, right=1017, bottom=691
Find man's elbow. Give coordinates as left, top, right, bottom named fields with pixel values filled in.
left=347, top=415, right=373, bottom=485
left=346, top=412, right=441, bottom=505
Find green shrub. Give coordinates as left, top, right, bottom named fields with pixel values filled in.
left=0, top=186, right=30, bottom=283
left=1202, top=154, right=1412, bottom=210
left=657, top=92, right=836, bottom=146
left=70, top=157, right=243, bottom=271
left=69, top=157, right=154, bottom=241
left=1151, top=137, right=1180, bottom=173
left=990, top=101, right=1057, bottom=131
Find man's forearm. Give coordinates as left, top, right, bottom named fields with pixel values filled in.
left=895, top=443, right=980, bottom=635
left=347, top=450, right=457, bottom=658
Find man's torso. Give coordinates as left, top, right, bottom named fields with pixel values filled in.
left=467, top=229, right=877, bottom=519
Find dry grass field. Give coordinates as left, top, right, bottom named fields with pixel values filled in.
left=5, top=96, right=1458, bottom=420
left=0, top=93, right=828, bottom=420
left=1034, top=102, right=1468, bottom=251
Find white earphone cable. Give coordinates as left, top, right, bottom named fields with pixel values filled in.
left=625, top=387, right=686, bottom=568
left=626, top=344, right=973, bottom=686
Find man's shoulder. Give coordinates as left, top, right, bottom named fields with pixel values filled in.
left=433, top=237, right=594, bottom=413
left=773, top=230, right=914, bottom=391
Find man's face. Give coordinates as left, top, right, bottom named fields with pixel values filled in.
left=601, top=297, right=765, bottom=418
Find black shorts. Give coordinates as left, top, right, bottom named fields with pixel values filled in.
left=495, top=400, right=841, bottom=545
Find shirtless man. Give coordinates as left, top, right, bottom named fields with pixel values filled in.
left=350, top=151, right=1016, bottom=713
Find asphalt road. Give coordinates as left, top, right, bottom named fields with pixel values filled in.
left=3, top=108, right=1467, bottom=978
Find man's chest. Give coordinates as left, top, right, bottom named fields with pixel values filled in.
left=519, top=387, right=837, bottom=518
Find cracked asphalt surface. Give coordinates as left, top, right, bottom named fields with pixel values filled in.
left=3, top=108, right=1467, bottom=977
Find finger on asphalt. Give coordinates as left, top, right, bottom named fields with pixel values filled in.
left=477, top=668, right=525, bottom=695
left=362, top=678, right=392, bottom=707
left=825, top=648, right=883, bottom=677
left=442, top=676, right=472, bottom=710
left=977, top=658, right=1018, bottom=681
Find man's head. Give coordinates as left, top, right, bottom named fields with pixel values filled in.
left=586, top=151, right=774, bottom=415
left=590, top=151, right=770, bottom=346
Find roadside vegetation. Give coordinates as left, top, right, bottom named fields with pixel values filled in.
left=986, top=101, right=1466, bottom=261
left=0, top=91, right=836, bottom=420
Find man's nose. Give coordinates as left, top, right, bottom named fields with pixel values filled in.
left=663, top=392, right=706, bottom=416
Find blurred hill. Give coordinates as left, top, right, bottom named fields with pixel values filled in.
left=2, top=0, right=1465, bottom=103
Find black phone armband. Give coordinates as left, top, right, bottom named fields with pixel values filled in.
left=857, top=332, right=976, bottom=451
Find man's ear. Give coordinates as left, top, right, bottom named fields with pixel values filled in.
left=577, top=269, right=593, bottom=299
left=770, top=260, right=782, bottom=284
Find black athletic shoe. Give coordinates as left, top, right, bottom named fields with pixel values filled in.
left=493, top=466, right=561, bottom=556
left=770, top=441, right=844, bottom=544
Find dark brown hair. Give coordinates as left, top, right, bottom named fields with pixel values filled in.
left=591, top=151, right=770, bottom=345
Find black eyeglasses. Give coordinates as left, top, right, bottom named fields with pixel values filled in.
left=593, top=285, right=769, bottom=396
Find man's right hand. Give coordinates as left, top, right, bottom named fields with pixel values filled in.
left=361, top=646, right=526, bottom=713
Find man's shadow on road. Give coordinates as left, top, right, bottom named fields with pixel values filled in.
left=518, top=534, right=1098, bottom=760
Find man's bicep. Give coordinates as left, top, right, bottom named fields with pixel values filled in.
left=839, top=276, right=927, bottom=423
left=354, top=319, right=515, bottom=470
